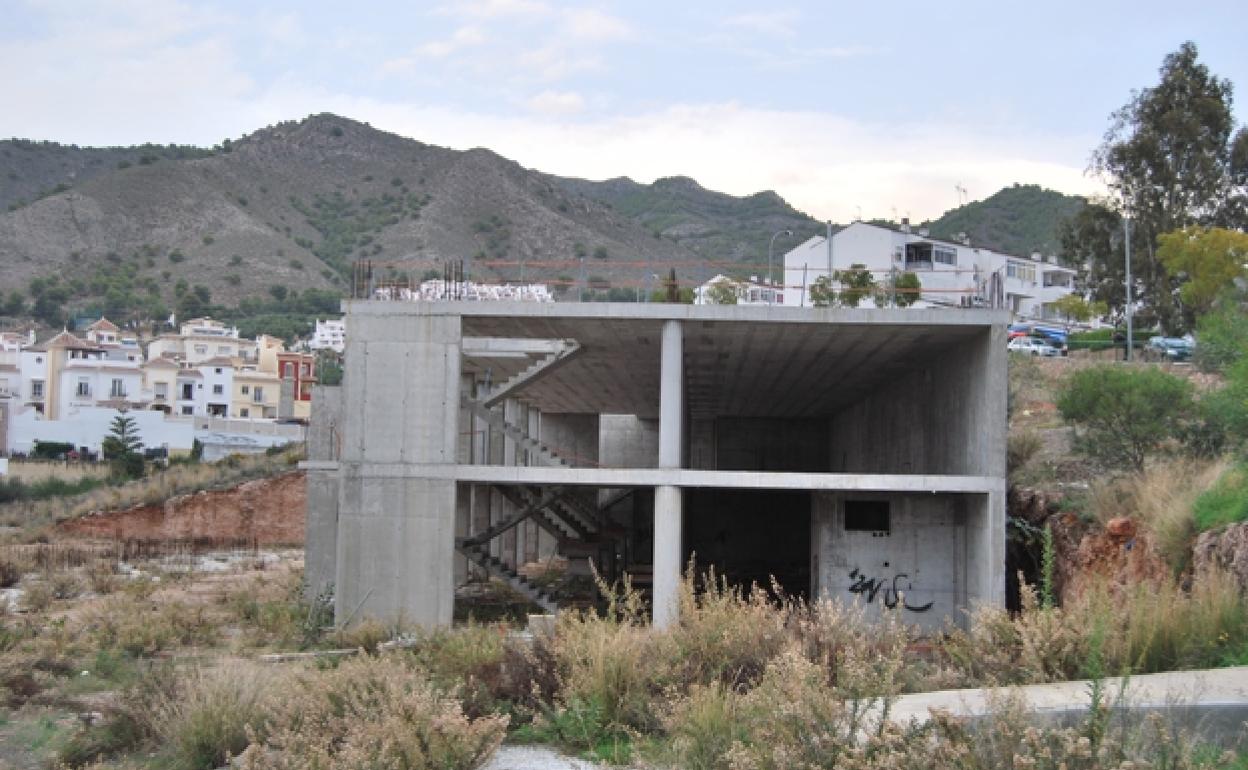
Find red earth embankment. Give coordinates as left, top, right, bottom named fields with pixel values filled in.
left=59, top=471, right=306, bottom=545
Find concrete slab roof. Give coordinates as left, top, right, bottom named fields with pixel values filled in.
left=349, top=300, right=1006, bottom=419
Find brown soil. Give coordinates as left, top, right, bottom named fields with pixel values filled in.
left=58, top=471, right=306, bottom=545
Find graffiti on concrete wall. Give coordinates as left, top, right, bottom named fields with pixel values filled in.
left=847, top=568, right=934, bottom=612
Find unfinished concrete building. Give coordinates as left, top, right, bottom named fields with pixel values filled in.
left=305, top=302, right=1007, bottom=630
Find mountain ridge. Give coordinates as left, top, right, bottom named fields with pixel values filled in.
left=0, top=114, right=1084, bottom=329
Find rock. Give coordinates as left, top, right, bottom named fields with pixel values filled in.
left=1193, top=522, right=1248, bottom=592
left=1105, top=517, right=1137, bottom=541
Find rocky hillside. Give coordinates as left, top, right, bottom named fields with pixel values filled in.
left=924, top=183, right=1085, bottom=257
left=0, top=116, right=1088, bottom=324
left=0, top=115, right=755, bottom=314
left=553, top=174, right=824, bottom=263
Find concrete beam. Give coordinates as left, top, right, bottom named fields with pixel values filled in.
left=462, top=337, right=565, bottom=358
left=315, top=462, right=1002, bottom=495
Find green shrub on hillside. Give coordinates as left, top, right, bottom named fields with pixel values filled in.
left=1057, top=365, right=1193, bottom=471
left=1193, top=463, right=1248, bottom=531
left=1194, top=291, right=1248, bottom=372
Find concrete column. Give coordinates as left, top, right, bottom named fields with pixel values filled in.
left=334, top=312, right=461, bottom=628
left=653, top=319, right=684, bottom=629
left=305, top=385, right=342, bottom=603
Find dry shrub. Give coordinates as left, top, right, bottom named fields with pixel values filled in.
left=146, top=662, right=277, bottom=770
left=51, top=571, right=83, bottom=600
left=87, top=562, right=120, bottom=595
left=407, top=623, right=511, bottom=718
left=1008, top=430, right=1043, bottom=473
left=551, top=595, right=665, bottom=736
left=670, top=569, right=789, bottom=689
left=238, top=654, right=507, bottom=770
left=77, top=595, right=219, bottom=656
left=791, top=597, right=919, bottom=697
left=22, top=581, right=53, bottom=612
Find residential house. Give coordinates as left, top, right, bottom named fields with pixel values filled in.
left=232, top=367, right=280, bottom=420
left=276, top=351, right=316, bottom=421
left=693, top=275, right=784, bottom=306
left=781, top=221, right=1079, bottom=319
left=309, top=318, right=346, bottom=353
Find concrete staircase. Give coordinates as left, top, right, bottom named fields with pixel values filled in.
left=456, top=540, right=558, bottom=613
left=481, top=339, right=583, bottom=408
left=461, top=395, right=571, bottom=468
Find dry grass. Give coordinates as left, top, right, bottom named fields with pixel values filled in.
left=237, top=655, right=507, bottom=770
left=4, top=460, right=112, bottom=484
left=1087, top=457, right=1230, bottom=572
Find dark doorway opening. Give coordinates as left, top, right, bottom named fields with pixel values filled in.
left=685, top=489, right=810, bottom=598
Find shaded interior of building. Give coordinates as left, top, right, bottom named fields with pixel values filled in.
left=433, top=310, right=1004, bottom=628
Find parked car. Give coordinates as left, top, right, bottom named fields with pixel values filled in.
left=1145, top=336, right=1193, bottom=362
left=1007, top=336, right=1061, bottom=357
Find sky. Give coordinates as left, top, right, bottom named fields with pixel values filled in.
left=3, top=0, right=1247, bottom=223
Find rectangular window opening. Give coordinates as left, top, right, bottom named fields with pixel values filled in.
left=844, top=500, right=890, bottom=533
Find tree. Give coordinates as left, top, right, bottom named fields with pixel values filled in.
left=269, top=285, right=288, bottom=302
left=101, top=410, right=145, bottom=479
left=1157, top=227, right=1248, bottom=323
left=833, top=263, right=876, bottom=308
left=1085, top=42, right=1248, bottom=332
left=895, top=271, right=921, bottom=308
left=705, top=279, right=739, bottom=305
left=3, top=291, right=24, bottom=317
left=1056, top=366, right=1193, bottom=472
left=877, top=270, right=922, bottom=308
left=1050, top=294, right=1108, bottom=326
left=1193, top=288, right=1248, bottom=373
left=809, top=275, right=835, bottom=308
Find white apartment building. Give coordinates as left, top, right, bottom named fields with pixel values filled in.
left=308, top=318, right=346, bottom=353
left=693, top=275, right=783, bottom=306
left=781, top=222, right=1078, bottom=319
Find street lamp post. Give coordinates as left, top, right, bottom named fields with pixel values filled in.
left=1124, top=212, right=1133, bottom=362
left=768, top=229, right=793, bottom=306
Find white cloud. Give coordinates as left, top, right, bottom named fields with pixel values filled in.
left=517, top=44, right=603, bottom=80
left=561, top=8, right=633, bottom=41
left=416, top=25, right=486, bottom=58
left=526, top=90, right=585, bottom=114
left=721, top=10, right=800, bottom=37
left=435, top=0, right=552, bottom=19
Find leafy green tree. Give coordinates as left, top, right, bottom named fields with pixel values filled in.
left=1051, top=294, right=1107, bottom=325
left=1193, top=289, right=1248, bottom=373
left=705, top=279, right=738, bottom=305
left=1059, top=204, right=1128, bottom=318
left=1085, top=42, right=1248, bottom=332
left=876, top=270, right=922, bottom=308
left=3, top=291, right=25, bottom=317
left=1158, top=227, right=1248, bottom=322
left=1057, top=366, right=1194, bottom=472
left=833, top=263, right=876, bottom=308
left=809, top=275, right=835, bottom=308
left=893, top=271, right=921, bottom=308
left=269, top=285, right=288, bottom=302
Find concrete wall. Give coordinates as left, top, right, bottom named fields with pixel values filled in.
left=305, top=385, right=342, bottom=602
left=598, top=414, right=658, bottom=468
left=812, top=491, right=969, bottom=631
left=828, top=328, right=1006, bottom=477
left=715, top=417, right=828, bottom=472
left=541, top=413, right=599, bottom=467
left=334, top=312, right=461, bottom=627
left=6, top=405, right=195, bottom=455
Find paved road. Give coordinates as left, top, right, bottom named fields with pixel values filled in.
left=480, top=667, right=1248, bottom=769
